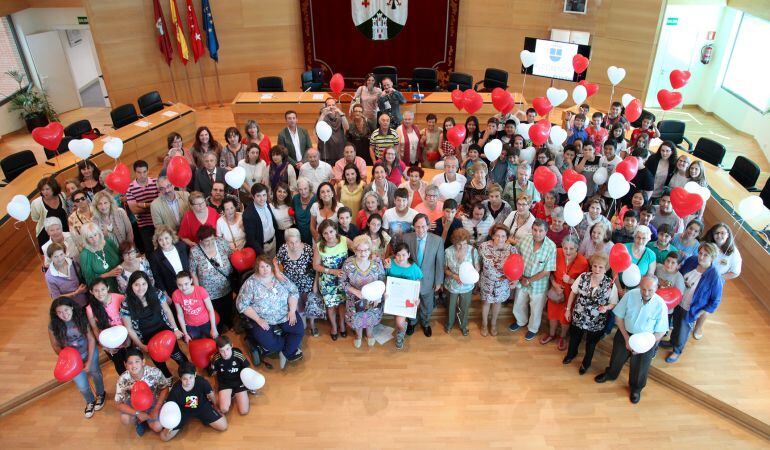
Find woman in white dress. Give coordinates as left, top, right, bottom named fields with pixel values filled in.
left=216, top=198, right=246, bottom=251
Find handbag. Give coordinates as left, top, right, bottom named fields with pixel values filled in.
left=546, top=287, right=565, bottom=304
left=197, top=243, right=241, bottom=293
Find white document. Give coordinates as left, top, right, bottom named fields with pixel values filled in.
left=383, top=276, right=420, bottom=319
left=372, top=324, right=395, bottom=345
left=260, top=93, right=274, bottom=99
left=134, top=121, right=150, bottom=128
left=161, top=110, right=178, bottom=118
left=312, top=93, right=324, bottom=100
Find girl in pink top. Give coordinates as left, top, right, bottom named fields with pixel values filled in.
left=171, top=271, right=218, bottom=342
left=86, top=279, right=129, bottom=374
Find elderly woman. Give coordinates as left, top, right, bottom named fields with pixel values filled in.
left=546, top=207, right=569, bottom=247
left=444, top=228, right=480, bottom=336
left=41, top=217, right=79, bottom=269
left=400, top=166, right=428, bottom=208
left=413, top=184, right=443, bottom=224
left=189, top=225, right=235, bottom=331
left=462, top=161, right=488, bottom=207
left=397, top=110, right=422, bottom=166
left=542, top=235, right=589, bottom=350
left=237, top=255, right=304, bottom=368
left=91, top=190, right=133, bottom=245
left=68, top=190, right=94, bottom=238
left=462, top=202, right=494, bottom=246
left=116, top=240, right=154, bottom=294
left=148, top=225, right=190, bottom=297
left=79, top=222, right=121, bottom=292
left=503, top=194, right=536, bottom=244
left=217, top=197, right=246, bottom=251
left=291, top=177, right=316, bottom=245
left=663, top=242, right=724, bottom=363
left=352, top=73, right=382, bottom=122
left=618, top=225, right=657, bottom=293
left=178, top=191, right=219, bottom=246
left=364, top=163, right=398, bottom=209
left=276, top=228, right=323, bottom=336
left=576, top=197, right=611, bottom=240
left=579, top=222, right=613, bottom=259
left=484, top=183, right=513, bottom=226
left=341, top=235, right=386, bottom=348
left=313, top=219, right=348, bottom=340
left=479, top=224, right=517, bottom=336
left=45, top=243, right=88, bottom=306
left=532, top=190, right=558, bottom=225
left=563, top=254, right=619, bottom=374
left=357, top=191, right=385, bottom=231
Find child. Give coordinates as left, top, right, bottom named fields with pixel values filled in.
left=161, top=362, right=228, bottom=441
left=607, top=123, right=628, bottom=158
left=384, top=242, right=424, bottom=349
left=654, top=251, right=686, bottom=333
left=647, top=224, right=678, bottom=264
left=599, top=141, right=622, bottom=201
left=432, top=199, right=463, bottom=249
left=602, top=101, right=630, bottom=130
left=115, top=348, right=171, bottom=436
left=499, top=119, right=518, bottom=144
left=638, top=205, right=659, bottom=241
left=462, top=144, right=488, bottom=179
left=338, top=206, right=361, bottom=241
left=564, top=103, right=590, bottom=130
left=210, top=335, right=251, bottom=416
left=171, top=271, right=218, bottom=342
left=86, top=279, right=129, bottom=375
left=587, top=112, right=609, bottom=148
left=630, top=113, right=660, bottom=147
left=566, top=113, right=589, bottom=145
left=611, top=209, right=638, bottom=244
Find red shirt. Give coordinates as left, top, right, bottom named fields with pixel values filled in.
left=586, top=125, right=609, bottom=148
left=554, top=249, right=589, bottom=291
left=630, top=128, right=655, bottom=147
left=172, top=285, right=211, bottom=326
left=242, top=136, right=273, bottom=164
left=531, top=201, right=554, bottom=224
left=178, top=207, right=219, bottom=244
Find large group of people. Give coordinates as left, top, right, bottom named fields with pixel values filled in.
left=38, top=78, right=743, bottom=439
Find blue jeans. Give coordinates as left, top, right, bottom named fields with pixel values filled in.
left=186, top=321, right=213, bottom=339
left=670, top=305, right=693, bottom=355
left=72, top=350, right=104, bottom=404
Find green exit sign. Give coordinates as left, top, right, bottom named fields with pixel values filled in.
left=667, top=17, right=678, bottom=26
left=77, top=16, right=88, bottom=25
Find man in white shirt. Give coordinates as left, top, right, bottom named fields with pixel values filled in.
left=382, top=188, right=417, bottom=244
left=243, top=183, right=279, bottom=258
left=277, top=110, right=312, bottom=168
left=151, top=176, right=190, bottom=231
left=298, top=148, right=333, bottom=193
left=430, top=156, right=466, bottom=203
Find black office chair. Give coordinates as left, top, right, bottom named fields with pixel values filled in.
left=64, top=120, right=92, bottom=139
left=725, top=156, right=761, bottom=191
left=301, top=70, right=323, bottom=92
left=1, top=150, right=37, bottom=183
left=111, top=104, right=140, bottom=129
left=630, top=110, right=656, bottom=129
left=692, top=137, right=726, bottom=167
left=409, top=67, right=438, bottom=92
left=657, top=120, right=693, bottom=152
left=473, top=68, right=508, bottom=91
left=257, top=76, right=285, bottom=92
left=372, top=65, right=398, bottom=88
left=137, top=91, right=164, bottom=116
left=44, top=137, right=72, bottom=160
left=446, top=72, right=473, bottom=91
left=759, top=178, right=770, bottom=209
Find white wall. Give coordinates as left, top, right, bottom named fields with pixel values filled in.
left=59, top=29, right=98, bottom=90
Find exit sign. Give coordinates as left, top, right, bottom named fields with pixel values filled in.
left=666, top=17, right=678, bottom=26
left=77, top=16, right=88, bottom=25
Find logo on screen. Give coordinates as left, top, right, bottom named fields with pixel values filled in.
left=549, top=47, right=562, bottom=62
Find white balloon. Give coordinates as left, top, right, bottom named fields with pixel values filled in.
left=484, top=139, right=503, bottom=161
left=621, top=94, right=635, bottom=108
left=361, top=280, right=386, bottom=302
left=572, top=85, right=587, bottom=105
left=6, top=194, right=31, bottom=221
left=458, top=261, right=479, bottom=285
left=434, top=161, right=445, bottom=171
left=593, top=167, right=609, bottom=185
left=519, top=146, right=536, bottom=164
left=98, top=325, right=128, bottom=349
left=103, top=137, right=123, bottom=159
left=546, top=88, right=568, bottom=107
left=684, top=181, right=711, bottom=203
left=738, top=196, right=765, bottom=220
left=224, top=166, right=246, bottom=190
left=240, top=367, right=266, bottom=390
left=606, top=66, right=626, bottom=86
left=438, top=181, right=462, bottom=200
left=68, top=139, right=93, bottom=160
left=568, top=181, right=587, bottom=203
left=608, top=172, right=630, bottom=199
left=549, top=126, right=568, bottom=147
left=628, top=332, right=656, bottom=353
left=622, top=264, right=641, bottom=287
left=315, top=121, right=332, bottom=143
left=159, top=401, right=181, bottom=430
left=563, top=200, right=583, bottom=227
left=516, top=122, right=532, bottom=138
left=520, top=50, right=536, bottom=68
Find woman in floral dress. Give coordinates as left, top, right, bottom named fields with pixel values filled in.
left=276, top=228, right=324, bottom=337
left=312, top=219, right=348, bottom=341
left=478, top=224, right=517, bottom=337
left=341, top=235, right=386, bottom=348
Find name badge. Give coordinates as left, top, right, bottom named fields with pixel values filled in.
left=383, top=100, right=391, bottom=110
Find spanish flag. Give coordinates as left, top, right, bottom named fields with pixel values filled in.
left=169, top=0, right=189, bottom=64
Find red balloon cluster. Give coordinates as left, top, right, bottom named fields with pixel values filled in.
left=330, top=73, right=345, bottom=94
left=657, top=287, right=683, bottom=309
left=625, top=98, right=643, bottom=122
left=615, top=156, right=639, bottom=182
left=533, top=166, right=558, bottom=194
left=572, top=55, right=590, bottom=74
left=578, top=80, right=599, bottom=97
left=446, top=124, right=467, bottom=148
left=53, top=347, right=83, bottom=382
left=609, top=243, right=632, bottom=273
left=105, top=162, right=131, bottom=194
left=463, top=89, right=483, bottom=114
left=669, top=70, right=691, bottom=89
left=562, top=169, right=586, bottom=192
left=189, top=338, right=217, bottom=369
left=503, top=254, right=524, bottom=281
left=230, top=247, right=256, bottom=272
left=451, top=89, right=465, bottom=110
left=167, top=155, right=192, bottom=188
left=32, top=122, right=64, bottom=149
left=147, top=330, right=176, bottom=362
left=657, top=89, right=683, bottom=111
left=532, top=96, right=553, bottom=116
left=491, top=88, right=514, bottom=114
left=670, top=187, right=704, bottom=218
left=528, top=119, right=551, bottom=147
left=131, top=380, right=154, bottom=411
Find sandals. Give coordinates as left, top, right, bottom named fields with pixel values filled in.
left=540, top=335, right=555, bottom=345
left=557, top=337, right=567, bottom=351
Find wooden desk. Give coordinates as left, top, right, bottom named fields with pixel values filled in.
left=0, top=103, right=196, bottom=283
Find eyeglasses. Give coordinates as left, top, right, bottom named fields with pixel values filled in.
left=74, top=197, right=87, bottom=203
left=192, top=202, right=206, bottom=207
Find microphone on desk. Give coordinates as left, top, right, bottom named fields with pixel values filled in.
left=297, top=85, right=314, bottom=104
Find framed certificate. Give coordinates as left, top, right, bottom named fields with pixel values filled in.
left=383, top=276, right=420, bottom=319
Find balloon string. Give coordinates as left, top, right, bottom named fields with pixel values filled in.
left=521, top=72, right=527, bottom=105
left=609, top=85, right=615, bottom=111
left=14, top=220, right=45, bottom=265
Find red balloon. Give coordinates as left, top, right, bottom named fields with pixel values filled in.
left=230, top=247, right=257, bottom=272
left=615, top=156, right=638, bottom=182
left=657, top=287, right=683, bottom=310
left=562, top=169, right=586, bottom=192
left=533, top=166, right=558, bottom=194
left=670, top=187, right=704, bottom=218
left=53, top=347, right=83, bottom=382
left=463, top=89, right=483, bottom=114
left=105, top=171, right=130, bottom=194
left=167, top=155, right=192, bottom=188
left=147, top=330, right=176, bottom=362
left=657, top=89, right=682, bottom=111
left=131, top=380, right=154, bottom=411
left=499, top=93, right=515, bottom=115
left=287, top=207, right=295, bottom=217
left=528, top=120, right=551, bottom=147
left=426, top=150, right=440, bottom=162
left=114, top=162, right=130, bottom=177
left=503, top=254, right=524, bottom=281
left=609, top=243, right=632, bottom=273
left=447, top=124, right=467, bottom=148
left=31, top=122, right=64, bottom=150
left=189, top=338, right=217, bottom=369
left=450, top=89, right=465, bottom=111
left=532, top=96, right=553, bottom=116
left=669, top=70, right=691, bottom=89
left=491, top=88, right=513, bottom=113
left=572, top=54, right=590, bottom=74
left=214, top=310, right=220, bottom=325
left=491, top=87, right=507, bottom=105
left=625, top=98, right=643, bottom=123
left=578, top=80, right=599, bottom=97
left=329, top=73, right=345, bottom=94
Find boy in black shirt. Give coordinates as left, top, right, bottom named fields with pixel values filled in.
left=161, top=362, right=228, bottom=441
left=210, top=335, right=251, bottom=416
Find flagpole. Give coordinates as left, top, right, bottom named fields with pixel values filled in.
left=167, top=64, right=180, bottom=102
left=213, top=61, right=223, bottom=107
left=182, top=64, right=195, bottom=106
left=197, top=62, right=210, bottom=109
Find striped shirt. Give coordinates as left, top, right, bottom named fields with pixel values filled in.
left=516, top=234, right=557, bottom=295
left=369, top=128, right=399, bottom=161
left=126, top=178, right=159, bottom=228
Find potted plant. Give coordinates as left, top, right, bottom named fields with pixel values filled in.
left=3, top=70, right=59, bottom=132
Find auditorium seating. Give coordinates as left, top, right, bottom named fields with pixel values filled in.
left=658, top=120, right=693, bottom=152
left=446, top=72, right=473, bottom=91
left=693, top=137, right=727, bottom=167
left=137, top=91, right=164, bottom=116
left=474, top=68, right=508, bottom=91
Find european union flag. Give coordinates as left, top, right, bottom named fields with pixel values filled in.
left=202, top=0, right=219, bottom=61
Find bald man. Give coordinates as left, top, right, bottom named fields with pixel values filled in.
left=298, top=148, right=333, bottom=193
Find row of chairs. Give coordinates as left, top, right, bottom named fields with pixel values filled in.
left=109, top=90, right=166, bottom=130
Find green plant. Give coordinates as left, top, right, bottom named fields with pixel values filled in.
left=3, top=70, right=58, bottom=122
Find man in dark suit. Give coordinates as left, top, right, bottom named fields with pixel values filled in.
left=277, top=110, right=312, bottom=168
left=402, top=214, right=444, bottom=337
left=192, top=151, right=226, bottom=197
left=242, top=183, right=281, bottom=257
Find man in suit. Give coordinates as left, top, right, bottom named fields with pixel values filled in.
left=192, top=151, right=226, bottom=197
left=151, top=176, right=190, bottom=232
left=242, top=183, right=281, bottom=258
left=402, top=213, right=444, bottom=337
left=277, top=110, right=312, bottom=169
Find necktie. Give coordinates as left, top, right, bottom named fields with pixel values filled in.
left=209, top=170, right=215, bottom=184
left=417, top=238, right=425, bottom=266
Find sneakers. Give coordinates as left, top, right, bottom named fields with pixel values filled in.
left=354, top=338, right=362, bottom=348
left=395, top=332, right=405, bottom=350
left=287, top=349, right=303, bottom=363
left=367, top=337, right=376, bottom=347
left=84, top=401, right=95, bottom=419
left=135, top=420, right=147, bottom=437
left=508, top=323, right=523, bottom=332
left=524, top=331, right=537, bottom=341
left=311, top=327, right=320, bottom=337
left=94, top=392, right=106, bottom=411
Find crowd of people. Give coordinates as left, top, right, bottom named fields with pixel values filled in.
left=38, top=76, right=742, bottom=438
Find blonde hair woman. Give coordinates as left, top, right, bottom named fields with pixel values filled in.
left=79, top=222, right=122, bottom=292
left=91, top=190, right=133, bottom=245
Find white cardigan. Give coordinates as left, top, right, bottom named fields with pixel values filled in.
left=30, top=193, right=67, bottom=235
